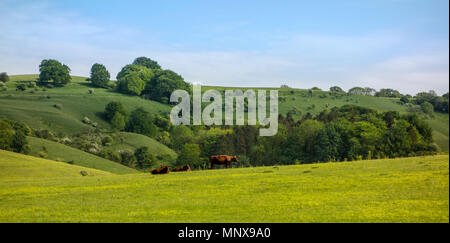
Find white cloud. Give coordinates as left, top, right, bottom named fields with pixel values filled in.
left=356, top=52, right=449, bottom=95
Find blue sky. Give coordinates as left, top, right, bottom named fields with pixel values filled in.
left=0, top=0, right=448, bottom=95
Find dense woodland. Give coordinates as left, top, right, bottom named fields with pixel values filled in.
left=0, top=57, right=448, bottom=171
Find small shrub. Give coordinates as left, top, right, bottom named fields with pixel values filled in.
left=27, top=82, right=36, bottom=88
left=82, top=117, right=91, bottom=124
left=107, top=82, right=117, bottom=89
left=16, top=84, right=26, bottom=91
left=38, top=151, right=48, bottom=158
left=102, top=135, right=114, bottom=146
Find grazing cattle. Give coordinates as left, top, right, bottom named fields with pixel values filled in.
left=172, top=164, right=191, bottom=172
left=209, top=155, right=238, bottom=169
left=151, top=165, right=171, bottom=174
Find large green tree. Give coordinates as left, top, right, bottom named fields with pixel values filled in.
left=90, top=63, right=110, bottom=88
left=38, top=59, right=71, bottom=86
left=0, top=72, right=9, bottom=83
left=133, top=57, right=161, bottom=70
left=125, top=108, right=157, bottom=137
left=145, top=69, right=190, bottom=103
left=104, top=101, right=128, bottom=121
left=176, top=143, right=201, bottom=167
left=116, top=64, right=153, bottom=96
left=134, top=147, right=155, bottom=169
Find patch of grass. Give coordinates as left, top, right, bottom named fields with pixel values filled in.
left=108, top=132, right=177, bottom=161
left=0, top=149, right=111, bottom=180
left=0, top=153, right=447, bottom=223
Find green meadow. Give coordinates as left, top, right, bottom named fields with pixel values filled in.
left=0, top=149, right=448, bottom=223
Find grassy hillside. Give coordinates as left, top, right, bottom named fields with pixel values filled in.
left=1, top=75, right=448, bottom=152
left=0, top=153, right=447, bottom=223
left=0, top=149, right=111, bottom=180
left=0, top=75, right=171, bottom=134
left=108, top=132, right=177, bottom=160
left=203, top=86, right=449, bottom=151
left=27, top=137, right=138, bottom=174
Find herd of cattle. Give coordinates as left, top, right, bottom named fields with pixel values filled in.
left=151, top=155, right=239, bottom=174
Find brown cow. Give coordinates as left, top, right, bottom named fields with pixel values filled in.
left=151, top=165, right=171, bottom=174
left=209, top=155, right=239, bottom=169
left=172, top=164, right=191, bottom=172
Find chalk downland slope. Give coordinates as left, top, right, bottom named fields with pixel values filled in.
left=27, top=136, right=138, bottom=174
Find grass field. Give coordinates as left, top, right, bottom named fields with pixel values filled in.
left=0, top=149, right=447, bottom=223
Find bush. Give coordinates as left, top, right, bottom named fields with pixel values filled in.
left=0, top=72, right=9, bottom=83
left=82, top=117, right=91, bottom=124
left=421, top=102, right=434, bottom=116
left=104, top=101, right=128, bottom=121
left=27, top=81, right=36, bottom=88
left=119, top=150, right=136, bottom=167
left=134, top=147, right=156, bottom=169
left=107, top=82, right=117, bottom=89
left=16, top=84, right=26, bottom=91
left=38, top=151, right=48, bottom=158
left=102, top=135, right=114, bottom=146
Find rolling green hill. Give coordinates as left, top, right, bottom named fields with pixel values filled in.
left=27, top=137, right=138, bottom=174
left=0, top=149, right=111, bottom=180
left=108, top=132, right=177, bottom=160
left=0, top=151, right=447, bottom=222
left=0, top=75, right=448, bottom=157
left=0, top=75, right=171, bottom=135
left=203, top=86, right=449, bottom=151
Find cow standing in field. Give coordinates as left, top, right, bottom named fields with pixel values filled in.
left=209, top=155, right=239, bottom=169
left=172, top=164, right=191, bottom=172
left=151, top=165, right=171, bottom=174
